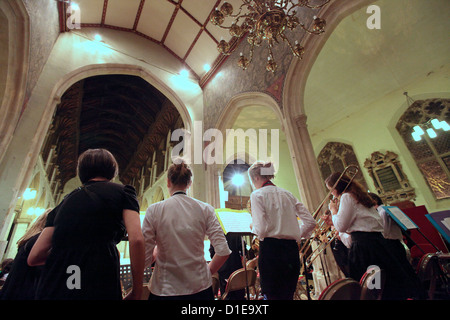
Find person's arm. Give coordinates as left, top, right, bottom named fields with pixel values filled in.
left=295, top=201, right=317, bottom=238
left=249, top=192, right=267, bottom=238
left=331, top=194, right=354, bottom=232
left=122, top=209, right=145, bottom=300
left=208, top=254, right=229, bottom=275
left=142, top=207, right=157, bottom=268
left=205, top=206, right=230, bottom=274
left=27, top=227, right=54, bottom=266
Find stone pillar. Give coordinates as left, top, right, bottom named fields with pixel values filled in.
left=285, top=114, right=326, bottom=212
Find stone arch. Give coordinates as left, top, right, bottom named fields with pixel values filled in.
left=0, top=0, right=30, bottom=164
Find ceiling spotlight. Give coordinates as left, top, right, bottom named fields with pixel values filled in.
left=203, top=64, right=211, bottom=72
left=94, top=34, right=102, bottom=41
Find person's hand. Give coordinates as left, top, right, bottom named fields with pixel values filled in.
left=328, top=200, right=338, bottom=215
left=323, top=214, right=333, bottom=226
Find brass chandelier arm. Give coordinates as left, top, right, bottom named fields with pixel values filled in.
left=210, top=0, right=330, bottom=71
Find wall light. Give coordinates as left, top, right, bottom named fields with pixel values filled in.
left=179, top=69, right=189, bottom=78
left=23, top=188, right=37, bottom=200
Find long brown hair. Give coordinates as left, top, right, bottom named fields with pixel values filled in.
left=17, top=208, right=52, bottom=248
left=325, top=172, right=375, bottom=208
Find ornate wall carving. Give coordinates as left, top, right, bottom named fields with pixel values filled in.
left=364, top=151, right=416, bottom=204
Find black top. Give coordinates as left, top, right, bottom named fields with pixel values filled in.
left=35, top=181, right=139, bottom=300
left=0, top=234, right=43, bottom=300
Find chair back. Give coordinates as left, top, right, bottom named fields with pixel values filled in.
left=246, top=257, right=258, bottom=270
left=318, top=278, right=361, bottom=300
left=360, top=267, right=385, bottom=300
left=221, top=268, right=257, bottom=300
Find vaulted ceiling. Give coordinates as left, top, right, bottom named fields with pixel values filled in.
left=45, top=75, right=181, bottom=187
left=58, top=0, right=246, bottom=83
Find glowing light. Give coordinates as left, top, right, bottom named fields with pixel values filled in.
left=23, top=188, right=37, bottom=200
left=426, top=128, right=437, bottom=138
left=71, top=2, right=80, bottom=10
left=203, top=64, right=211, bottom=72
left=94, top=34, right=102, bottom=42
left=231, top=174, right=244, bottom=187
left=179, top=69, right=189, bottom=78
left=26, top=207, right=45, bottom=216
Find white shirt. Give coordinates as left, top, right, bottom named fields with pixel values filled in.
left=339, top=232, right=352, bottom=248
left=250, top=185, right=316, bottom=242
left=332, top=193, right=384, bottom=234
left=377, top=206, right=403, bottom=240
left=142, top=193, right=231, bottom=296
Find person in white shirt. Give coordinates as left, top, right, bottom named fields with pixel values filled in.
left=248, top=161, right=316, bottom=300
left=326, top=172, right=424, bottom=300
left=369, top=193, right=413, bottom=264
left=142, top=160, right=231, bottom=300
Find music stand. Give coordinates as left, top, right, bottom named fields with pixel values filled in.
left=383, top=206, right=441, bottom=253
left=215, top=209, right=253, bottom=300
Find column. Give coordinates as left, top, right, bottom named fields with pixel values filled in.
left=285, top=114, right=326, bottom=212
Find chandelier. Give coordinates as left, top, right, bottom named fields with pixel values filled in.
left=210, top=0, right=330, bottom=72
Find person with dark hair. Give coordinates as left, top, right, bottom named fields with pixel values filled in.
left=326, top=172, right=424, bottom=300
left=248, top=161, right=316, bottom=300
left=142, top=158, right=231, bottom=300
left=28, top=148, right=144, bottom=300
left=0, top=209, right=51, bottom=300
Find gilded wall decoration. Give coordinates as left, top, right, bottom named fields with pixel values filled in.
left=364, top=151, right=416, bottom=204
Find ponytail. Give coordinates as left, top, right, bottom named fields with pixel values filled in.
left=167, top=158, right=192, bottom=187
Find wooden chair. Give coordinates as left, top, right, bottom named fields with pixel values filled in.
left=221, top=268, right=257, bottom=300
left=416, top=252, right=450, bottom=299
left=318, top=278, right=361, bottom=300
left=360, top=267, right=385, bottom=300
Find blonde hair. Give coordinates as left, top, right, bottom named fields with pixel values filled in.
left=248, top=161, right=275, bottom=184
left=17, top=208, right=52, bottom=248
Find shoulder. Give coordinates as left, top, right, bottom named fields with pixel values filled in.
left=341, top=193, right=356, bottom=202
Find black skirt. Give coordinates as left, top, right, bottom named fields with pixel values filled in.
left=349, top=232, right=424, bottom=300
left=258, top=237, right=300, bottom=300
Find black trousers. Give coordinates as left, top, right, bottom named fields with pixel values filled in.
left=148, top=286, right=214, bottom=300
left=349, top=232, right=425, bottom=300
left=258, top=237, right=300, bottom=300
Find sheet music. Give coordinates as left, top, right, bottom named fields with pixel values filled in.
left=216, top=210, right=253, bottom=234
left=386, top=206, right=418, bottom=230
left=442, top=217, right=450, bottom=232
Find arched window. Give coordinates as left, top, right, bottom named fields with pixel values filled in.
left=396, top=98, right=450, bottom=199
left=317, top=142, right=368, bottom=191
